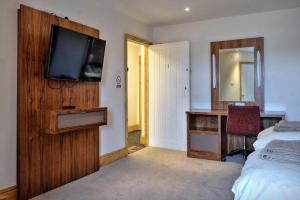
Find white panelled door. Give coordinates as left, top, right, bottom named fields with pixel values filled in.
left=149, top=41, right=190, bottom=151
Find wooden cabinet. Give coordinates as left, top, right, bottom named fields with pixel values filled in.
left=43, top=107, right=107, bottom=134
left=187, top=109, right=285, bottom=161
left=187, top=113, right=221, bottom=160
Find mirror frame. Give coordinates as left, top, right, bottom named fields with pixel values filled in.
left=210, top=37, right=264, bottom=110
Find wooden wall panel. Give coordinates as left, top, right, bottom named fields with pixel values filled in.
left=18, top=5, right=100, bottom=200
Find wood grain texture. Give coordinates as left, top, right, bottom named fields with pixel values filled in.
left=187, top=112, right=221, bottom=160
left=99, top=148, right=128, bottom=167
left=0, top=186, right=17, bottom=200
left=186, top=110, right=285, bottom=160
left=211, top=37, right=264, bottom=110
left=128, top=124, right=141, bottom=133
left=18, top=5, right=101, bottom=200
left=188, top=150, right=220, bottom=160
left=0, top=195, right=7, bottom=200
left=43, top=107, right=107, bottom=134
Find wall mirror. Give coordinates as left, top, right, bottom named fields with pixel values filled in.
left=211, top=37, right=264, bottom=110
left=219, top=47, right=255, bottom=102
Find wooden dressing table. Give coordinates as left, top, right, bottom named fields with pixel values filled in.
left=187, top=37, right=286, bottom=161
left=186, top=109, right=285, bottom=160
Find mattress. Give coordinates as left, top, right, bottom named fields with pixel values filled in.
left=232, top=150, right=300, bottom=200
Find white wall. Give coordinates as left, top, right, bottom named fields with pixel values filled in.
left=0, top=0, right=19, bottom=190
left=0, top=0, right=152, bottom=189
left=127, top=42, right=141, bottom=127
left=140, top=46, right=146, bottom=140
left=153, top=8, right=300, bottom=120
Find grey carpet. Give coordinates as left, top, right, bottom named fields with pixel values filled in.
left=32, top=147, right=242, bottom=200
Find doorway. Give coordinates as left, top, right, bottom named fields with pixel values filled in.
left=240, top=62, right=255, bottom=101
left=125, top=34, right=150, bottom=154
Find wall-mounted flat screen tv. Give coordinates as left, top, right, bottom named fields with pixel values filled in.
left=46, top=25, right=106, bottom=82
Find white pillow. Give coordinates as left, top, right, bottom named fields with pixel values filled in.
left=257, top=126, right=275, bottom=139
left=253, top=126, right=300, bottom=150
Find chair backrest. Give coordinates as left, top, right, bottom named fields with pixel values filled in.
left=226, top=105, right=261, bottom=137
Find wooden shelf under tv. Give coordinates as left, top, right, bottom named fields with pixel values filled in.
left=43, top=107, right=107, bottom=134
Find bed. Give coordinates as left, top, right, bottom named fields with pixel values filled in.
left=232, top=127, right=300, bottom=200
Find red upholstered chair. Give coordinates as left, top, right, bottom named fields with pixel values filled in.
left=226, top=105, right=261, bottom=159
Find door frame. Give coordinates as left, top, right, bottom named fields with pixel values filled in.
left=124, top=34, right=151, bottom=150
left=239, top=61, right=255, bottom=101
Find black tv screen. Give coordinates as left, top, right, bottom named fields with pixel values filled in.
left=46, top=25, right=106, bottom=82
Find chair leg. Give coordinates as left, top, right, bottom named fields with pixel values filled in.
left=243, top=136, right=247, bottom=159
left=226, top=136, right=253, bottom=160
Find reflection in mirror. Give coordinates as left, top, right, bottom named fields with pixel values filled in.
left=219, top=47, right=255, bottom=102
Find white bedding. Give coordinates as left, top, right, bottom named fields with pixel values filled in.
left=232, top=150, right=300, bottom=200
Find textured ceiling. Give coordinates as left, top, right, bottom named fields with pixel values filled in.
left=106, top=0, right=300, bottom=26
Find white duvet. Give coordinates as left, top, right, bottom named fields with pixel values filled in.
left=232, top=150, right=300, bottom=200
